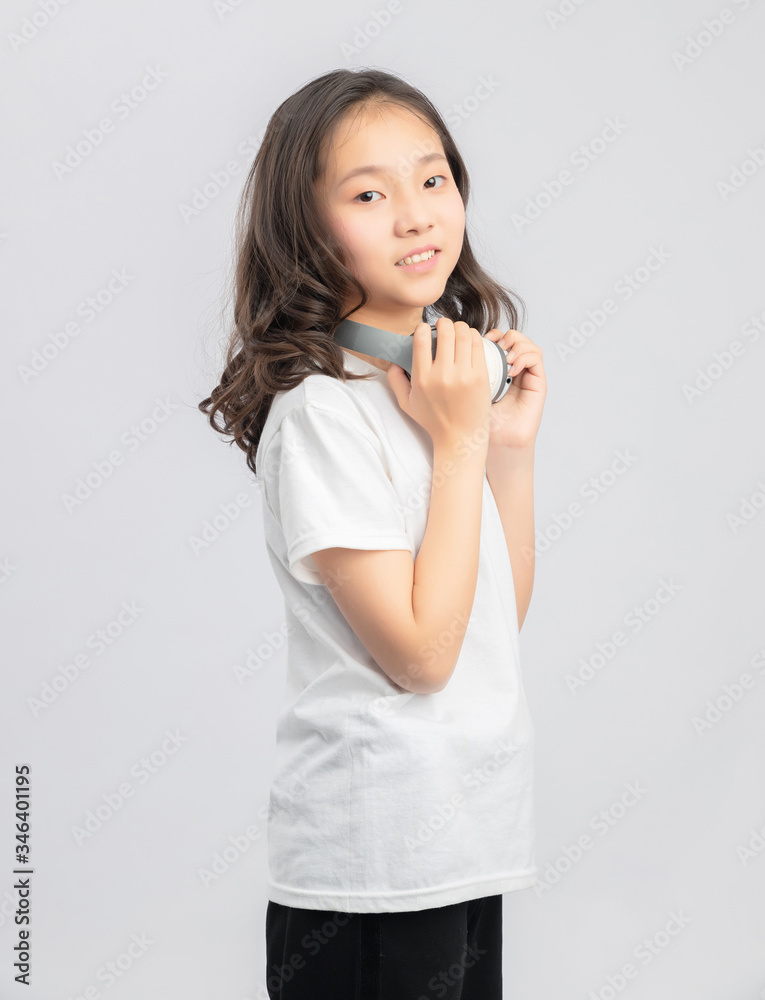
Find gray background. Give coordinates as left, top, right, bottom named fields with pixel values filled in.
left=2, top=0, right=765, bottom=996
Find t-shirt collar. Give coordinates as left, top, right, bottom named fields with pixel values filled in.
left=342, top=349, right=386, bottom=376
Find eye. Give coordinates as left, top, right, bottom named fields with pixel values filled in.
left=354, top=190, right=382, bottom=204
left=353, top=175, right=448, bottom=204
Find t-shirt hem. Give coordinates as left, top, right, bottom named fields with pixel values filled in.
left=290, top=532, right=412, bottom=562
left=266, top=867, right=538, bottom=914
left=288, top=532, right=412, bottom=583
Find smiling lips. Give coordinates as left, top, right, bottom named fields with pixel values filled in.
left=395, top=248, right=440, bottom=267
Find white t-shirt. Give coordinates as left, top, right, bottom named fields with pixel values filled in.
left=257, top=348, right=537, bottom=913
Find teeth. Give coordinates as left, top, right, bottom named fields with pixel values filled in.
left=396, top=249, right=436, bottom=266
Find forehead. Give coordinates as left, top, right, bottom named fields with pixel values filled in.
left=319, top=104, right=446, bottom=185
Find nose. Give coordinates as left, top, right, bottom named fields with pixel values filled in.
left=392, top=188, right=434, bottom=236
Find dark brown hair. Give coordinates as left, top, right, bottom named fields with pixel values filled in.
left=198, top=67, right=526, bottom=478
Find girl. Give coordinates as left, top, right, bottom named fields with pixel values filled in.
left=199, top=67, right=546, bottom=1000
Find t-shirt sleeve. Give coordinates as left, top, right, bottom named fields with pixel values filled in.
left=260, top=402, right=412, bottom=586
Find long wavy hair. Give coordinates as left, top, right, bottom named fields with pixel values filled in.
left=198, top=67, right=526, bottom=478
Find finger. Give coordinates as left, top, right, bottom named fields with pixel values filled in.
left=508, top=351, right=544, bottom=377
left=483, top=328, right=504, bottom=342
left=503, top=331, right=531, bottom=352
left=486, top=329, right=530, bottom=356
left=453, top=320, right=473, bottom=371
left=506, top=349, right=538, bottom=374
left=412, top=321, right=434, bottom=380
left=433, top=316, right=456, bottom=367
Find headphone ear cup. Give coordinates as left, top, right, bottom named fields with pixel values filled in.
left=482, top=337, right=513, bottom=402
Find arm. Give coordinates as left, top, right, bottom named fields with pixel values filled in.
left=485, top=443, right=536, bottom=631
left=311, top=439, right=487, bottom=695
left=410, top=438, right=487, bottom=689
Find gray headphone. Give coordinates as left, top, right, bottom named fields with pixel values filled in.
left=333, top=318, right=513, bottom=403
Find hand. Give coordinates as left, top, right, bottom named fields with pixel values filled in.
left=387, top=319, right=492, bottom=452
left=482, top=329, right=546, bottom=450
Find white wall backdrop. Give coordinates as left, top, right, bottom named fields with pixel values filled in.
left=2, top=0, right=764, bottom=997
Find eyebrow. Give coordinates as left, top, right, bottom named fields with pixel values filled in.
left=337, top=152, right=448, bottom=188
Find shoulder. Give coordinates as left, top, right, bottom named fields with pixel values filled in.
left=258, top=368, right=383, bottom=471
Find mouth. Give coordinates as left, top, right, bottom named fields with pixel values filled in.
left=395, top=248, right=440, bottom=269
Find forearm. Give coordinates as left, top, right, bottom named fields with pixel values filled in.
left=410, top=439, right=487, bottom=692
left=485, top=444, right=536, bottom=631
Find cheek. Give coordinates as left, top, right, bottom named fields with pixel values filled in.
left=439, top=197, right=465, bottom=263
left=331, top=212, right=362, bottom=253
left=446, top=193, right=466, bottom=230
left=328, top=218, right=378, bottom=281
left=326, top=214, right=361, bottom=265
left=342, top=220, right=385, bottom=272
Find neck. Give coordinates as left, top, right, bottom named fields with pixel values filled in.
left=343, top=305, right=425, bottom=339
left=340, top=305, right=427, bottom=373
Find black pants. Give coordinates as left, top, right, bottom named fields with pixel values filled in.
left=265, top=894, right=503, bottom=1000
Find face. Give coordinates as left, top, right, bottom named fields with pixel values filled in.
left=314, top=104, right=466, bottom=337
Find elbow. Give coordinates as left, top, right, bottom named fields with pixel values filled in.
left=387, top=655, right=453, bottom=695
left=378, top=623, right=459, bottom=695
left=391, top=656, right=455, bottom=694
left=398, top=630, right=462, bottom=694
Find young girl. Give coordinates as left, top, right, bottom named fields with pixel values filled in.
left=199, top=67, right=546, bottom=1000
